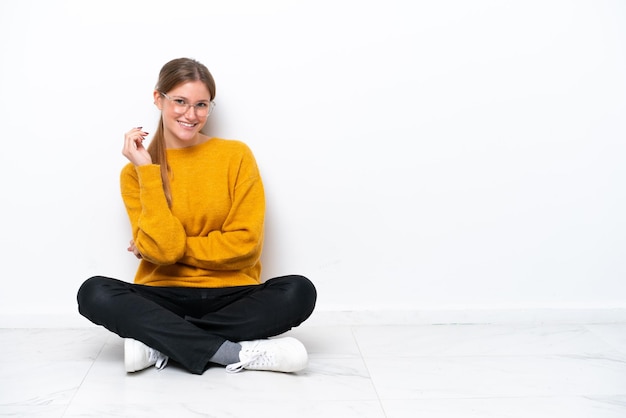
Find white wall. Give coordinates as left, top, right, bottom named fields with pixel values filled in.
left=1, top=0, right=625, bottom=325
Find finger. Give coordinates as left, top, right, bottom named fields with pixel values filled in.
left=124, top=132, right=148, bottom=152
left=134, top=132, right=149, bottom=147
left=122, top=128, right=152, bottom=165
left=125, top=127, right=148, bottom=140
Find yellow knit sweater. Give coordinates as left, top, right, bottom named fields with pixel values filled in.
left=120, top=138, right=264, bottom=288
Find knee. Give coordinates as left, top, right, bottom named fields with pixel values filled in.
left=283, top=275, right=317, bottom=318
left=294, top=275, right=317, bottom=304
left=77, top=276, right=103, bottom=306
left=76, top=276, right=115, bottom=319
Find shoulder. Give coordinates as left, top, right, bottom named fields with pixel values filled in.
left=120, top=162, right=135, bottom=175
left=209, top=137, right=253, bottom=153
left=120, top=162, right=137, bottom=181
left=119, top=162, right=140, bottom=194
left=206, top=138, right=256, bottom=162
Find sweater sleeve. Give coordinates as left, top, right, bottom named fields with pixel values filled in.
left=178, top=149, right=265, bottom=271
left=120, top=163, right=187, bottom=265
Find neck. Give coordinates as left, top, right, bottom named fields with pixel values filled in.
left=165, top=133, right=207, bottom=149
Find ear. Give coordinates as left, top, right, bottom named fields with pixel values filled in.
left=153, top=90, right=163, bottom=110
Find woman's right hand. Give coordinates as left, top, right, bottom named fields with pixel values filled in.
left=122, top=127, right=152, bottom=166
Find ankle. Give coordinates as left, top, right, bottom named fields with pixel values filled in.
left=209, top=340, right=242, bottom=366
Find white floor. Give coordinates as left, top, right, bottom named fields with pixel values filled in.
left=1, top=322, right=626, bottom=417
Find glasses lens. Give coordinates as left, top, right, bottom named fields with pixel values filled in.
left=195, top=105, right=209, bottom=117
left=197, top=102, right=215, bottom=117
left=174, top=103, right=189, bottom=114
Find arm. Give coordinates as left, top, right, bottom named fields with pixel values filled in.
left=120, top=163, right=187, bottom=265
left=179, top=146, right=265, bottom=271
left=119, top=127, right=186, bottom=265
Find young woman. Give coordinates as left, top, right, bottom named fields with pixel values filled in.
left=77, top=57, right=317, bottom=375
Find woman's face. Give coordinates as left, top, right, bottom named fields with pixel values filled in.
left=155, top=80, right=212, bottom=148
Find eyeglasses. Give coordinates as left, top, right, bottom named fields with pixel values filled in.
left=160, top=92, right=215, bottom=117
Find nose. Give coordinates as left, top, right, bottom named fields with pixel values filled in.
left=184, top=105, right=198, bottom=119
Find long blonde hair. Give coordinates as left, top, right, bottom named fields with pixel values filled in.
left=148, top=58, right=216, bottom=206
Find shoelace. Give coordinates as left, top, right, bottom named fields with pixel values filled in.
left=225, top=352, right=260, bottom=373
left=225, top=349, right=275, bottom=373
left=149, top=349, right=169, bottom=370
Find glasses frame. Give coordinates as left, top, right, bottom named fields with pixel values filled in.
left=159, top=91, right=215, bottom=117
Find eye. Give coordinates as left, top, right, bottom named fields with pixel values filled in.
left=195, top=102, right=209, bottom=109
left=173, top=99, right=187, bottom=106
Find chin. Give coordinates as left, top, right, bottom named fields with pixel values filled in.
left=174, top=129, right=199, bottom=140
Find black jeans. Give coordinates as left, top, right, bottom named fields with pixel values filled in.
left=77, top=275, right=316, bottom=374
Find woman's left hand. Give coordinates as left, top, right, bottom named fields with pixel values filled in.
left=127, top=239, right=143, bottom=259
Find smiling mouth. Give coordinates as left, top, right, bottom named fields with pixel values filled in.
left=178, top=121, right=197, bottom=128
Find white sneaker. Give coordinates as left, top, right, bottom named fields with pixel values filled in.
left=124, top=338, right=168, bottom=372
left=225, top=337, right=308, bottom=373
